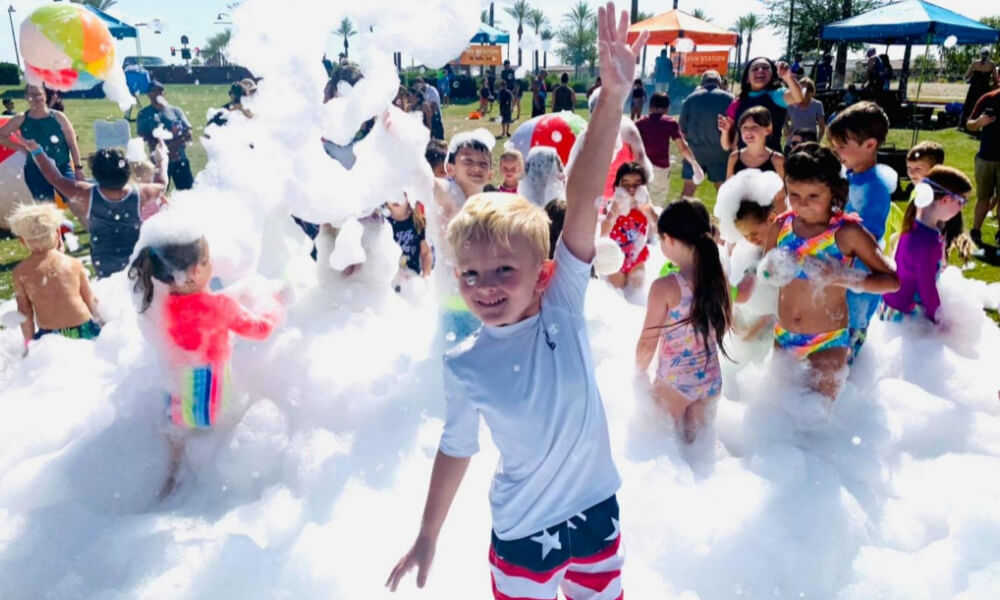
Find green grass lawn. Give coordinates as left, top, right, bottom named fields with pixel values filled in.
left=1, top=85, right=998, bottom=301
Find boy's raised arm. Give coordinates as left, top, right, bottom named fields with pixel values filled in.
left=563, top=4, right=648, bottom=264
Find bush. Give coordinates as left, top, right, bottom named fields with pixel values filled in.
left=0, top=62, right=20, bottom=86
left=570, top=80, right=590, bottom=93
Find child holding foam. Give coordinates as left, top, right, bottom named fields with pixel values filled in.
left=601, top=161, right=658, bottom=291
left=386, top=6, right=646, bottom=596
left=10, top=203, right=101, bottom=350
left=880, top=166, right=972, bottom=324
left=761, top=143, right=898, bottom=400
left=128, top=235, right=281, bottom=497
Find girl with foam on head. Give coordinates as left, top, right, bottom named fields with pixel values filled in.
left=760, top=143, right=898, bottom=400
left=601, top=161, right=658, bottom=291
left=880, top=166, right=972, bottom=324
left=636, top=198, right=733, bottom=443
left=128, top=233, right=283, bottom=498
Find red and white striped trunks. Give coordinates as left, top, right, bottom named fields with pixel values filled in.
left=488, top=495, right=624, bottom=600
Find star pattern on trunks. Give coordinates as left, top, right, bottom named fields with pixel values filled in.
left=605, top=517, right=620, bottom=542
left=531, top=528, right=562, bottom=560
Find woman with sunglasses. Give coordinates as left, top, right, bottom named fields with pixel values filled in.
left=880, top=166, right=973, bottom=324
left=719, top=57, right=804, bottom=153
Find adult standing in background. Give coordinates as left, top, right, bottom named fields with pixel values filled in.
left=552, top=73, right=576, bottom=112
left=0, top=84, right=84, bottom=202
left=501, top=60, right=516, bottom=91
left=961, top=49, right=998, bottom=133
left=653, top=48, right=674, bottom=94
left=814, top=53, right=834, bottom=92
left=137, top=81, right=194, bottom=190
left=679, top=71, right=732, bottom=197
left=718, top=57, right=803, bottom=153
left=416, top=78, right=445, bottom=140
left=967, top=86, right=1000, bottom=247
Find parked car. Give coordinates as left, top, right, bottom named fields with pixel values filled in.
left=122, top=56, right=166, bottom=69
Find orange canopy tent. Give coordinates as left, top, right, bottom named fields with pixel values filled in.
left=626, top=10, right=738, bottom=47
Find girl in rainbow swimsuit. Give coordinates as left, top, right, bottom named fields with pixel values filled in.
left=129, top=236, right=281, bottom=497
left=760, top=144, right=898, bottom=400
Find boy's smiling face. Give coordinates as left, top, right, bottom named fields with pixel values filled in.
left=906, top=158, right=935, bottom=184
left=447, top=147, right=493, bottom=193
left=453, top=234, right=553, bottom=327
left=831, top=136, right=877, bottom=172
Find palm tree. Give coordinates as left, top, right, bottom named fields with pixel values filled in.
left=481, top=9, right=490, bottom=24
left=71, top=0, right=118, bottom=10
left=564, top=1, right=594, bottom=30
left=505, top=0, right=531, bottom=67
left=541, top=29, right=554, bottom=69
left=692, top=8, right=711, bottom=22
left=636, top=11, right=653, bottom=22
left=203, top=29, right=232, bottom=66
left=336, top=18, right=357, bottom=58
left=528, top=8, right=549, bottom=73
left=731, top=19, right=745, bottom=76
left=740, top=13, right=762, bottom=67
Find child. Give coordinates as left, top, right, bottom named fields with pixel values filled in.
left=630, top=78, right=646, bottom=120
left=430, top=130, right=496, bottom=342
left=880, top=166, right=972, bottom=323
left=636, top=199, right=732, bottom=443
left=601, top=162, right=658, bottom=291
left=21, top=138, right=168, bottom=278
left=2, top=98, right=14, bottom=116
left=636, top=92, right=703, bottom=206
left=386, top=8, right=645, bottom=596
left=479, top=79, right=490, bottom=115
left=518, top=146, right=565, bottom=207
left=726, top=107, right=786, bottom=188
left=10, top=203, right=100, bottom=350
left=531, top=80, right=546, bottom=118
left=425, top=139, right=448, bottom=179
left=498, top=149, right=523, bottom=193
left=498, top=81, right=514, bottom=137
left=843, top=84, right=859, bottom=106
left=128, top=235, right=281, bottom=497
left=130, top=160, right=157, bottom=184
left=783, top=127, right=818, bottom=157
left=386, top=195, right=432, bottom=278
left=783, top=77, right=826, bottom=142
left=827, top=101, right=894, bottom=360
left=761, top=143, right=899, bottom=399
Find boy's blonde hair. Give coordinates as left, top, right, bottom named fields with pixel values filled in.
left=499, top=149, right=524, bottom=167
left=130, top=160, right=155, bottom=183
left=8, top=203, right=64, bottom=252
left=447, top=192, right=551, bottom=262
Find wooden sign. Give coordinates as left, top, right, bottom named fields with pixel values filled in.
left=682, top=51, right=730, bottom=76
left=458, top=45, right=503, bottom=66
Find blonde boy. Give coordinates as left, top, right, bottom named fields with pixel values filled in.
left=498, top=149, right=524, bottom=193
left=10, top=204, right=100, bottom=348
left=386, top=5, right=648, bottom=598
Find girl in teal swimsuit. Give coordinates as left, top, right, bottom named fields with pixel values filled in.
left=761, top=143, right=898, bottom=400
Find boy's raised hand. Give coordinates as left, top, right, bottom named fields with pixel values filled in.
left=595, top=3, right=649, bottom=102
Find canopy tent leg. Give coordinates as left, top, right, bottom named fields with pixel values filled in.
left=911, top=34, right=932, bottom=147
left=899, top=43, right=912, bottom=98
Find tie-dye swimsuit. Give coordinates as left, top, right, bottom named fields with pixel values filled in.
left=164, top=292, right=278, bottom=429
left=772, top=211, right=856, bottom=359
left=656, top=273, right=722, bottom=401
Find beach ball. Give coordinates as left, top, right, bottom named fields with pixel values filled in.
left=20, top=4, right=115, bottom=91
left=508, top=111, right=587, bottom=166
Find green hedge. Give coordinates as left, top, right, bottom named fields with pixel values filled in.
left=0, top=63, right=20, bottom=86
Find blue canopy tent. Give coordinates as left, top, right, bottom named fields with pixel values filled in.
left=470, top=23, right=510, bottom=45
left=822, top=0, right=1000, bottom=143
left=82, top=5, right=137, bottom=40
left=822, top=0, right=999, bottom=95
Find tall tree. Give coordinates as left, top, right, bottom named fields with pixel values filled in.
left=559, top=2, right=597, bottom=78
left=636, top=11, right=653, bottom=22
left=541, top=29, right=555, bottom=69
left=336, top=18, right=357, bottom=58
left=692, top=9, right=712, bottom=22
left=528, top=8, right=549, bottom=72
left=505, top=0, right=532, bottom=67
left=764, top=0, right=887, bottom=57
left=203, top=29, right=232, bottom=66
left=71, top=0, right=118, bottom=10
left=739, top=14, right=762, bottom=66
left=481, top=9, right=490, bottom=24
left=731, top=20, right=745, bottom=76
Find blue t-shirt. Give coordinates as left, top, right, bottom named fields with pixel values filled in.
left=846, top=165, right=895, bottom=242
left=846, top=164, right=896, bottom=330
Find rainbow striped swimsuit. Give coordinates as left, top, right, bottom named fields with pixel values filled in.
left=775, top=211, right=852, bottom=279
left=168, top=363, right=231, bottom=429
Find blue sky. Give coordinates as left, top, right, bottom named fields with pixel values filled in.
left=1, top=0, right=996, bottom=73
